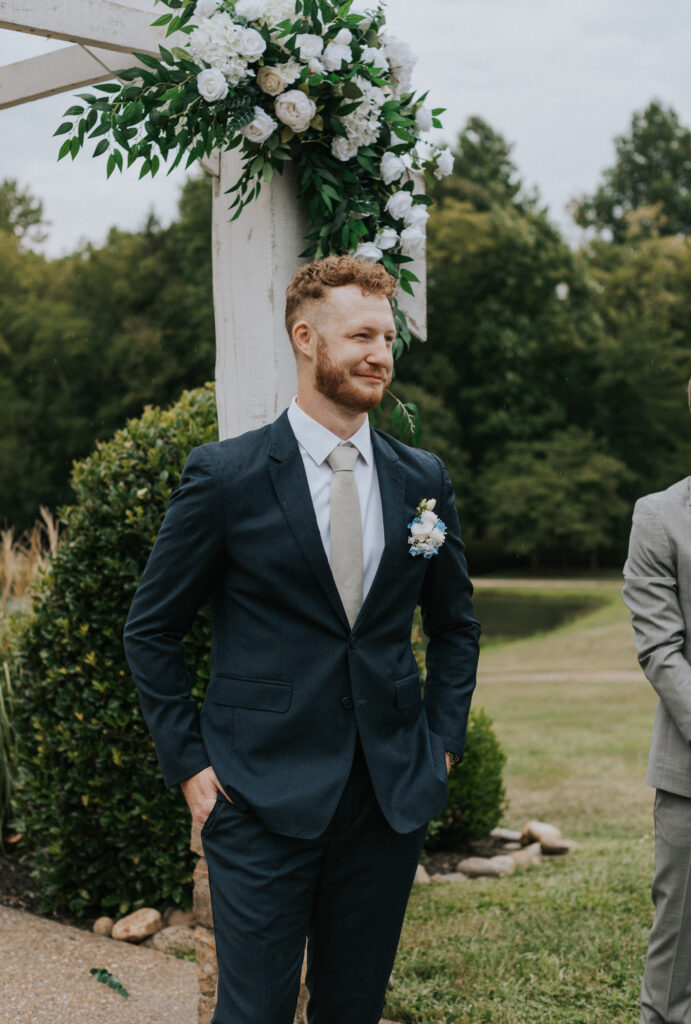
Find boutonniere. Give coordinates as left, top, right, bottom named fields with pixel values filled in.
left=408, top=498, right=447, bottom=558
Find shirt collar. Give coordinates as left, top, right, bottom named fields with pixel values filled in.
left=287, top=397, right=373, bottom=467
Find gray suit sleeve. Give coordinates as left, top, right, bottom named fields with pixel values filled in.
left=622, top=496, right=691, bottom=742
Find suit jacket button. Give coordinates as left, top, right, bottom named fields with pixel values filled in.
left=341, top=696, right=354, bottom=710
left=349, top=635, right=358, bottom=648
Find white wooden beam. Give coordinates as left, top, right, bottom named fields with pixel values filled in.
left=0, top=0, right=184, bottom=55
left=0, top=45, right=147, bottom=109
left=213, top=153, right=302, bottom=440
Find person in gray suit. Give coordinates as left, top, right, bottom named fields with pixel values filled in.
left=623, top=378, right=691, bottom=1024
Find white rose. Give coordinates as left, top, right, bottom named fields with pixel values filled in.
left=415, top=105, right=433, bottom=132
left=196, top=67, right=229, bottom=102
left=361, top=46, right=388, bottom=70
left=430, top=526, right=446, bottom=546
left=331, top=136, right=359, bottom=161
left=374, top=226, right=398, bottom=250
left=308, top=57, right=325, bottom=75
left=295, top=33, right=324, bottom=59
left=385, top=190, right=413, bottom=220
left=234, top=0, right=267, bottom=18
left=400, top=224, right=426, bottom=259
left=411, top=520, right=432, bottom=539
left=238, top=26, right=266, bottom=60
left=380, top=151, right=405, bottom=184
left=380, top=32, right=416, bottom=96
left=354, top=241, right=383, bottom=262
left=404, top=202, right=429, bottom=228
left=434, top=146, right=454, bottom=179
left=420, top=509, right=438, bottom=528
left=333, top=28, right=353, bottom=46
left=195, top=0, right=221, bottom=18
left=257, top=65, right=288, bottom=95
left=322, top=42, right=352, bottom=71
left=240, top=105, right=277, bottom=144
left=274, top=89, right=317, bottom=133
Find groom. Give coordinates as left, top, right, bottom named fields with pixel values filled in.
left=124, top=255, right=480, bottom=1024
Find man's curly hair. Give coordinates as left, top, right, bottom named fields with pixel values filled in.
left=285, top=255, right=396, bottom=341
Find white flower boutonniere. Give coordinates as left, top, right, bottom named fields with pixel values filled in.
left=408, top=498, right=447, bottom=558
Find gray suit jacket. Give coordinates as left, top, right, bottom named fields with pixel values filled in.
left=623, top=477, right=691, bottom=796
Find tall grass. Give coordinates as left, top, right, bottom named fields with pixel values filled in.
left=1, top=509, right=60, bottom=842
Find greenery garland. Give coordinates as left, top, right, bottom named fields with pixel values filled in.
left=56, top=0, right=453, bottom=360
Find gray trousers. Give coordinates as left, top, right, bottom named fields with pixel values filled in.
left=641, top=790, right=691, bottom=1023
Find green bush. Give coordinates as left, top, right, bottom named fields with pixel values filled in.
left=426, top=707, right=507, bottom=850
left=12, top=384, right=218, bottom=917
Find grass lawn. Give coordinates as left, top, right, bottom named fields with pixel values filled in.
left=385, top=579, right=657, bottom=1024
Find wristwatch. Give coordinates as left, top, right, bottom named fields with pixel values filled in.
left=446, top=751, right=462, bottom=768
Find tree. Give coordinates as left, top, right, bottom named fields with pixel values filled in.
left=432, top=116, right=525, bottom=210
left=0, top=173, right=215, bottom=530
left=480, top=428, right=632, bottom=568
left=0, top=179, right=47, bottom=247
left=572, top=101, right=691, bottom=241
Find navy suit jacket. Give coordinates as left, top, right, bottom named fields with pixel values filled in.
left=123, top=409, right=480, bottom=838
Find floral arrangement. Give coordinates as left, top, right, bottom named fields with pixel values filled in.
left=56, top=0, right=453, bottom=348
left=408, top=497, right=446, bottom=558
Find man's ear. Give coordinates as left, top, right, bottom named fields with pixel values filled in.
left=292, top=319, right=316, bottom=359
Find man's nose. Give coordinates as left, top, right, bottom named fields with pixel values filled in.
left=367, top=335, right=394, bottom=368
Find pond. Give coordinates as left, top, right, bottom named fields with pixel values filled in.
left=473, top=589, right=607, bottom=645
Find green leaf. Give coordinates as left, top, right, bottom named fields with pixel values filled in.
left=54, top=122, right=72, bottom=137
left=57, top=139, right=72, bottom=161
left=93, top=138, right=110, bottom=157
left=64, top=105, right=84, bottom=116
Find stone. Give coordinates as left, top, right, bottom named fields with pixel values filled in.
left=489, top=855, right=516, bottom=876
left=457, top=856, right=514, bottom=878
left=414, top=863, right=431, bottom=884
left=193, top=857, right=215, bottom=930
left=540, top=836, right=580, bottom=855
left=111, top=907, right=163, bottom=943
left=190, top=817, right=203, bottom=857
left=521, top=820, right=562, bottom=846
left=92, top=916, right=114, bottom=936
left=508, top=842, right=542, bottom=870
left=148, top=924, right=196, bottom=956
left=490, top=827, right=523, bottom=842
left=194, top=924, right=218, bottom=999
left=164, top=907, right=195, bottom=928
left=198, top=993, right=216, bottom=1024
left=430, top=872, right=468, bottom=883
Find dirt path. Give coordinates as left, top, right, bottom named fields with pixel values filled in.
left=0, top=905, right=197, bottom=1024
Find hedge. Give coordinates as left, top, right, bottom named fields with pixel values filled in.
left=12, top=383, right=505, bottom=915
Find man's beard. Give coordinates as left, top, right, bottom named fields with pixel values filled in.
left=314, top=336, right=391, bottom=413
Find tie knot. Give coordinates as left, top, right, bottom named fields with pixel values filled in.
left=326, top=443, right=359, bottom=473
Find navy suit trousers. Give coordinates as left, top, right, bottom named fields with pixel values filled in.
left=200, top=735, right=428, bottom=1024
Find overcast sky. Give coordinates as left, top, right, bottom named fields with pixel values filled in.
left=1, top=0, right=690, bottom=257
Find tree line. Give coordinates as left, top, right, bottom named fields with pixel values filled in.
left=1, top=100, right=689, bottom=570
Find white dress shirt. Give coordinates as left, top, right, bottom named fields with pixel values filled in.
left=287, top=397, right=385, bottom=601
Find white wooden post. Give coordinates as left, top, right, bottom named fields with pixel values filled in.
left=211, top=152, right=303, bottom=441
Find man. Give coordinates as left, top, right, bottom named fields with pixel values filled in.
left=623, top=378, right=691, bottom=1024
left=124, top=255, right=480, bottom=1024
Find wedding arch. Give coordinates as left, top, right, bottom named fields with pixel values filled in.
left=0, top=0, right=428, bottom=441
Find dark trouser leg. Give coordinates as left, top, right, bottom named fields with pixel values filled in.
left=201, top=798, right=323, bottom=1024
left=305, top=739, right=428, bottom=1024
left=641, top=789, right=691, bottom=1024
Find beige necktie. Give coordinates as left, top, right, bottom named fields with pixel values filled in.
left=326, top=443, right=363, bottom=628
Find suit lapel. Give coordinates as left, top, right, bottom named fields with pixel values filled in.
left=268, top=411, right=349, bottom=628
left=354, top=428, right=406, bottom=626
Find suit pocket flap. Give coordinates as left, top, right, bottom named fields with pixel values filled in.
left=210, top=675, right=291, bottom=712
left=394, top=672, right=423, bottom=709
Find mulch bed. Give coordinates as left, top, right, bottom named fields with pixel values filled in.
left=0, top=842, right=92, bottom=930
